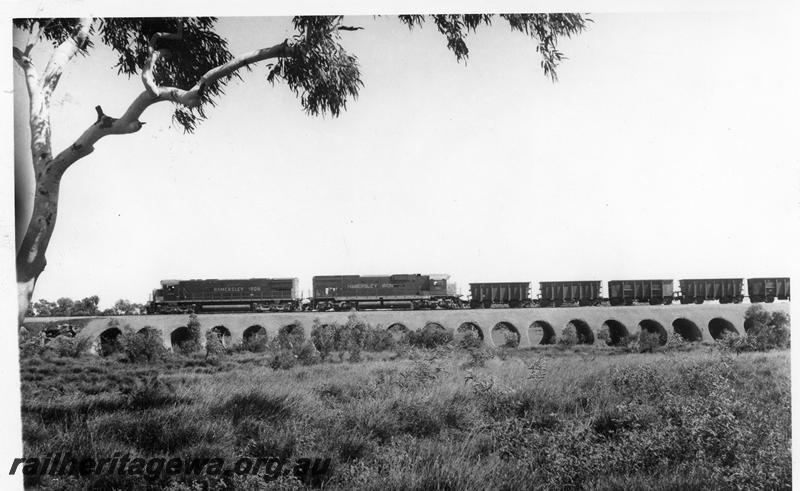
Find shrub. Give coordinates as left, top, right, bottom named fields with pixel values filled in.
left=238, top=332, right=269, bottom=353
left=19, top=329, right=45, bottom=358
left=119, top=327, right=167, bottom=363
left=296, top=341, right=321, bottom=366
left=461, top=346, right=495, bottom=369
left=46, top=336, right=93, bottom=358
left=175, top=314, right=203, bottom=354
left=205, top=330, right=227, bottom=358
left=559, top=325, right=578, bottom=346
left=311, top=320, right=336, bottom=360
left=407, top=328, right=453, bottom=349
left=743, top=306, right=790, bottom=350
left=120, top=375, right=182, bottom=409
left=638, top=331, right=662, bottom=353
left=341, top=313, right=368, bottom=360
left=363, top=324, right=396, bottom=352
left=275, top=322, right=305, bottom=351
left=457, top=331, right=484, bottom=350
left=596, top=324, right=611, bottom=344
left=503, top=330, right=520, bottom=348
left=271, top=350, right=298, bottom=370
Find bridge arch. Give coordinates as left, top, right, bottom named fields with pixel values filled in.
left=98, top=327, right=122, bottom=356
left=170, top=326, right=194, bottom=350
left=638, top=319, right=667, bottom=346
left=672, top=318, right=702, bottom=342
left=709, top=318, right=738, bottom=340
left=424, top=322, right=447, bottom=332
left=243, top=325, right=267, bottom=342
left=601, top=320, right=629, bottom=346
left=493, top=321, right=520, bottom=348
left=387, top=323, right=409, bottom=342
left=529, top=321, right=556, bottom=345
left=566, top=319, right=594, bottom=345
left=210, top=325, right=232, bottom=347
left=456, top=322, right=484, bottom=341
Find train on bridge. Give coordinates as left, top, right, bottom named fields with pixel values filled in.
left=145, top=275, right=789, bottom=314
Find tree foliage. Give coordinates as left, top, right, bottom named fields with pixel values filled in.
left=15, top=14, right=588, bottom=132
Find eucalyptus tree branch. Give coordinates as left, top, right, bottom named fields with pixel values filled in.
left=141, top=35, right=295, bottom=108
left=42, top=17, right=92, bottom=101
left=25, top=19, right=53, bottom=56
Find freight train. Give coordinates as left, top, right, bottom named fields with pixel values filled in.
left=145, top=275, right=789, bottom=314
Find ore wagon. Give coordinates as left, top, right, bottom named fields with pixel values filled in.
left=608, top=279, right=674, bottom=306
left=469, top=282, right=532, bottom=309
left=538, top=280, right=602, bottom=307
left=677, top=278, right=743, bottom=304
left=747, top=277, right=790, bottom=303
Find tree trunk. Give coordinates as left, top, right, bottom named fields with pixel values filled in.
left=16, top=169, right=63, bottom=325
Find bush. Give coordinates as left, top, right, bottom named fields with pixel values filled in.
left=461, top=346, right=495, bottom=369
left=205, top=330, right=227, bottom=358
left=119, top=327, right=167, bottom=363
left=363, top=324, right=396, bottom=352
left=407, top=328, right=453, bottom=349
left=46, top=336, right=93, bottom=358
left=341, top=313, right=367, bottom=361
left=175, top=314, right=203, bottom=354
left=238, top=333, right=269, bottom=353
left=743, top=306, right=790, bottom=350
left=311, top=320, right=336, bottom=360
left=270, top=350, right=298, bottom=370
left=274, top=322, right=305, bottom=351
left=638, top=331, right=662, bottom=353
left=457, top=331, right=484, bottom=350
left=296, top=341, right=321, bottom=366
left=559, top=325, right=578, bottom=346
left=503, top=330, right=520, bottom=348
left=19, top=329, right=45, bottom=358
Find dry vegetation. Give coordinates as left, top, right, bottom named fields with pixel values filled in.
left=17, top=310, right=791, bottom=490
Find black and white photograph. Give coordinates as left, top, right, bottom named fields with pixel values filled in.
left=3, top=1, right=797, bottom=489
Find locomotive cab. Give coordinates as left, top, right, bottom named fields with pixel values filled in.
left=428, top=274, right=450, bottom=297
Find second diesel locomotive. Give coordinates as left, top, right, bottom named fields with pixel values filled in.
left=312, top=274, right=460, bottom=311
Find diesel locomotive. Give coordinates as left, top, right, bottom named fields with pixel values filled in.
left=146, top=278, right=300, bottom=314
left=312, top=274, right=460, bottom=311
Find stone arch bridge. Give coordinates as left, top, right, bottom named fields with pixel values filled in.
left=26, top=303, right=789, bottom=353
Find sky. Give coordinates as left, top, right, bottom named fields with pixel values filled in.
left=11, top=10, right=800, bottom=308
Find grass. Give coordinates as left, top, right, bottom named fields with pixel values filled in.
left=17, top=343, right=790, bottom=490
